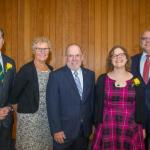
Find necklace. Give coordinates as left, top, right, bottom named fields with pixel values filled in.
left=34, top=60, right=48, bottom=72
left=115, top=81, right=126, bottom=87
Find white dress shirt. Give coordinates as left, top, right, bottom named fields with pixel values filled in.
left=140, top=51, right=150, bottom=78
left=0, top=51, right=4, bottom=71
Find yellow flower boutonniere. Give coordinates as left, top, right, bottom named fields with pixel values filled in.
left=132, top=77, right=141, bottom=86
left=6, top=63, right=12, bottom=72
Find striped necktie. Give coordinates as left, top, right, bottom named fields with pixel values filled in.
left=0, top=62, right=4, bottom=81
left=74, top=71, right=83, bottom=99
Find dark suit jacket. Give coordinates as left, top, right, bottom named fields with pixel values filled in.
left=46, top=66, right=95, bottom=140
left=131, top=53, right=150, bottom=135
left=11, top=61, right=53, bottom=113
left=94, top=73, right=146, bottom=127
left=0, top=53, right=16, bottom=128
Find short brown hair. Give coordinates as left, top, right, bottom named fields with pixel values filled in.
left=106, top=45, right=131, bottom=72
left=0, top=28, right=4, bottom=38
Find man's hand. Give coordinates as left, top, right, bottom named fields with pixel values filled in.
left=0, top=106, right=11, bottom=120
left=54, top=131, right=66, bottom=144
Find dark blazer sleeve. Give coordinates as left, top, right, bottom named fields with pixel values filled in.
left=135, top=81, right=146, bottom=127
left=94, top=73, right=106, bottom=127
left=46, top=72, right=62, bottom=135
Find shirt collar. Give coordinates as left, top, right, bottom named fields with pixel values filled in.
left=142, top=51, right=148, bottom=58
left=71, top=67, right=82, bottom=74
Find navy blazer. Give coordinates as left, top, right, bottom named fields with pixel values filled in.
left=0, top=53, right=16, bottom=128
left=131, top=53, right=150, bottom=135
left=46, top=66, right=95, bottom=140
left=0, top=53, right=16, bottom=106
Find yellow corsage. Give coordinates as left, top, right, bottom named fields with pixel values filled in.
left=132, top=77, right=140, bottom=86
left=6, top=63, right=12, bottom=72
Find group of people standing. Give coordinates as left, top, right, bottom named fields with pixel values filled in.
left=0, top=27, right=150, bottom=150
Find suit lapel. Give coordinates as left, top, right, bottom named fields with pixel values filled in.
left=1, top=54, right=8, bottom=82
left=136, top=54, right=150, bottom=86
left=64, top=66, right=82, bottom=99
left=64, top=66, right=90, bottom=101
left=136, top=54, right=145, bottom=85
left=82, top=68, right=88, bottom=100
left=137, top=54, right=142, bottom=77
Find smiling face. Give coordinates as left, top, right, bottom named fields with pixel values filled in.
left=65, top=44, right=83, bottom=70
left=141, top=30, right=150, bottom=54
left=111, top=47, right=127, bottom=69
left=34, top=42, right=50, bottom=62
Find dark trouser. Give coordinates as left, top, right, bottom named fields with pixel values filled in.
left=53, top=127, right=89, bottom=150
left=145, top=136, right=150, bottom=150
left=0, top=123, right=13, bottom=150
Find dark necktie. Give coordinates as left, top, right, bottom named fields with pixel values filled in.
left=74, top=71, right=83, bottom=99
left=143, top=55, right=150, bottom=84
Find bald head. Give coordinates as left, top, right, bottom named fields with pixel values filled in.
left=65, top=44, right=82, bottom=56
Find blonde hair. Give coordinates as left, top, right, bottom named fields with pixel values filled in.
left=32, top=36, right=51, bottom=51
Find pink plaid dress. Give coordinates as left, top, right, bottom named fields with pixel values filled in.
left=92, top=76, right=145, bottom=150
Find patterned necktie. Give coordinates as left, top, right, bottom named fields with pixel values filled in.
left=0, top=62, right=4, bottom=81
left=143, top=55, right=150, bottom=84
left=74, top=71, right=83, bottom=99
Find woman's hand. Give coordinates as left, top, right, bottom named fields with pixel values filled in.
left=143, top=129, right=146, bottom=139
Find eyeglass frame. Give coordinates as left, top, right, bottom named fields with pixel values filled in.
left=35, top=47, right=50, bottom=52
left=111, top=53, right=126, bottom=59
left=141, top=37, right=150, bottom=41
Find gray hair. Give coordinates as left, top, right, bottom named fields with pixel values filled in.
left=32, top=36, right=51, bottom=51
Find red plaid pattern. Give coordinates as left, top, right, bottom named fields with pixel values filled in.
left=92, top=75, right=145, bottom=150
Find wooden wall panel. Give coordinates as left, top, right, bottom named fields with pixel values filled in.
left=0, top=0, right=150, bottom=75
left=0, top=0, right=150, bottom=139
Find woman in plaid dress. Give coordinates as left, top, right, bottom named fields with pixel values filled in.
left=92, top=46, right=146, bottom=150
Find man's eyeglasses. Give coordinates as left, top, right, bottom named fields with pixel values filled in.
left=35, top=48, right=50, bottom=52
left=111, top=53, right=126, bottom=59
left=141, top=37, right=150, bottom=41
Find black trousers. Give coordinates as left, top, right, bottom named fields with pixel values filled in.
left=145, top=136, right=150, bottom=150
left=0, top=123, right=13, bottom=150
left=53, top=127, right=89, bottom=150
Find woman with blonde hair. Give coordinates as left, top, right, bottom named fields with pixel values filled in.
left=11, top=37, right=53, bottom=150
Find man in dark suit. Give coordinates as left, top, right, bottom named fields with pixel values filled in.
left=0, top=28, right=16, bottom=150
left=46, top=44, right=95, bottom=150
left=131, top=29, right=150, bottom=150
